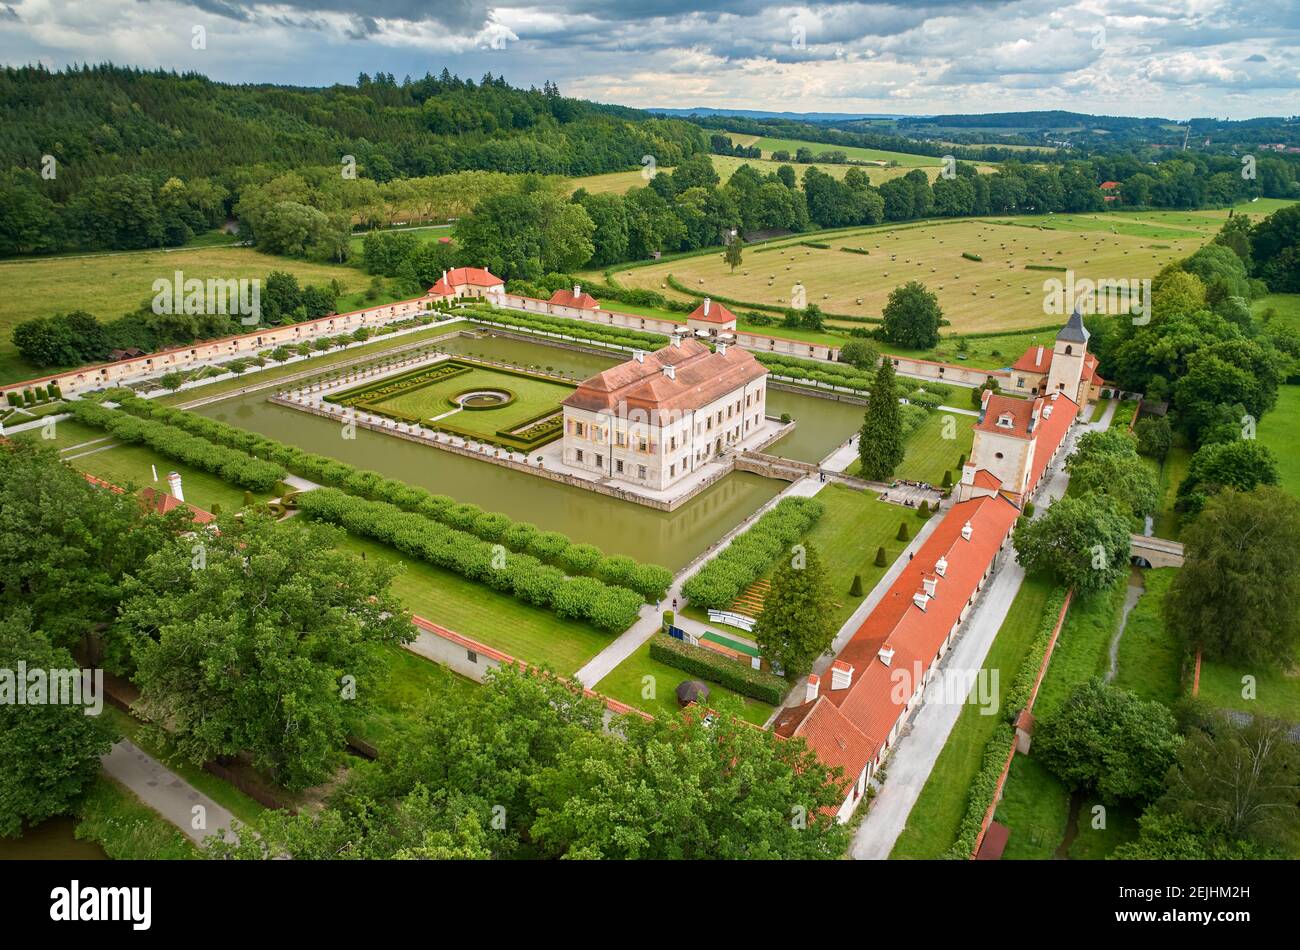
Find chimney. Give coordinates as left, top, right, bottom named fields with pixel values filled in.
left=961, top=521, right=973, bottom=541
left=663, top=363, right=676, bottom=381
left=167, top=471, right=184, bottom=502
left=980, top=388, right=993, bottom=410
left=878, top=643, right=896, bottom=667
left=672, top=333, right=683, bottom=348
left=633, top=349, right=645, bottom=363
left=717, top=342, right=728, bottom=356
left=442, top=269, right=448, bottom=282
left=573, top=283, right=581, bottom=298
left=1042, top=403, right=1053, bottom=419
left=922, top=574, right=938, bottom=597
left=935, top=556, right=948, bottom=577
left=913, top=591, right=930, bottom=610
left=703, top=297, right=711, bottom=316
left=1036, top=345, right=1044, bottom=367
left=830, top=660, right=853, bottom=691
left=805, top=674, right=820, bottom=703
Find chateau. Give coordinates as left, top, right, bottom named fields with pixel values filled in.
left=560, top=335, right=769, bottom=491
left=1005, top=309, right=1105, bottom=413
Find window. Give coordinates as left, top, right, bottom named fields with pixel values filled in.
left=616, top=460, right=624, bottom=474
left=595, top=454, right=603, bottom=467
left=638, top=465, right=647, bottom=479
left=1016, top=378, right=1025, bottom=388
left=638, top=438, right=648, bottom=452
left=670, top=464, right=675, bottom=477
left=576, top=449, right=584, bottom=463
left=670, top=436, right=676, bottom=450
left=1064, top=345, right=1073, bottom=355
left=995, top=452, right=1004, bottom=459
left=467, top=650, right=478, bottom=663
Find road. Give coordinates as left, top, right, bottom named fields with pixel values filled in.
left=100, top=740, right=241, bottom=847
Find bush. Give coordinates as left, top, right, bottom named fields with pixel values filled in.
left=681, top=497, right=825, bottom=610
left=961, top=252, right=983, bottom=262
left=849, top=573, right=863, bottom=597
left=897, top=522, right=910, bottom=542
left=945, top=723, right=1015, bottom=859
left=648, top=634, right=788, bottom=705
left=917, top=500, right=931, bottom=519
left=874, top=547, right=887, bottom=568
left=662, top=610, right=674, bottom=631
left=1003, top=587, right=1069, bottom=722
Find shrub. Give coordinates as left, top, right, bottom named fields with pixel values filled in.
left=874, top=547, right=887, bottom=567
left=897, top=522, right=910, bottom=542
left=561, top=543, right=604, bottom=576
left=662, top=610, right=674, bottom=631
left=849, top=574, right=863, bottom=596
left=945, top=723, right=1015, bottom=859
left=917, top=500, right=931, bottom=519
left=648, top=634, right=788, bottom=704
left=961, top=252, right=983, bottom=262
left=941, top=471, right=952, bottom=488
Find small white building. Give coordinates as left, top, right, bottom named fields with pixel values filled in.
left=426, top=266, right=505, bottom=301
left=560, top=337, right=768, bottom=491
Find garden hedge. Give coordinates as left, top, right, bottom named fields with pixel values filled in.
left=296, top=488, right=644, bottom=632
left=648, top=633, right=787, bottom=704
left=1002, top=586, right=1070, bottom=723
left=68, top=401, right=285, bottom=492
left=945, top=722, right=1015, bottom=859
left=110, top=394, right=673, bottom=601
left=681, top=497, right=824, bottom=610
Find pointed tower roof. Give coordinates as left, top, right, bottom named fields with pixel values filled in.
left=1057, top=307, right=1089, bottom=345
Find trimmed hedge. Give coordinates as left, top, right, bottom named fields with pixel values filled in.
left=1023, top=264, right=1068, bottom=272
left=945, top=722, right=1015, bottom=859
left=110, top=394, right=673, bottom=601
left=648, top=633, right=787, bottom=704
left=466, top=307, right=668, bottom=351
left=681, top=497, right=824, bottom=610
left=961, top=252, right=983, bottom=262
left=296, top=488, right=644, bottom=632
left=67, top=401, right=285, bottom=492
left=1002, top=586, right=1070, bottom=723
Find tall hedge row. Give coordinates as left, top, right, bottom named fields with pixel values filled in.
left=110, top=394, right=673, bottom=600
left=296, top=488, right=644, bottom=632
left=67, top=401, right=285, bottom=492
left=647, top=634, right=788, bottom=704
left=681, top=497, right=824, bottom=610
left=465, top=307, right=668, bottom=351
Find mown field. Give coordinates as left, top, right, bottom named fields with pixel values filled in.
left=0, top=246, right=374, bottom=386
left=727, top=132, right=942, bottom=167
left=607, top=214, right=1206, bottom=333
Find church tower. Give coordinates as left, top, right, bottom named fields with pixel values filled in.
left=1045, top=307, right=1088, bottom=402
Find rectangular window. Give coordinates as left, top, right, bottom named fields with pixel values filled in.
left=576, top=449, right=584, bottom=463
left=670, top=436, right=676, bottom=450
left=670, top=463, right=675, bottom=478
left=467, top=650, right=478, bottom=663
left=638, top=465, right=647, bottom=480
left=616, top=460, right=624, bottom=474
left=595, top=454, right=603, bottom=468
left=639, top=439, right=648, bottom=452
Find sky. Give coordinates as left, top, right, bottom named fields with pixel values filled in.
left=1, top=0, right=1298, bottom=119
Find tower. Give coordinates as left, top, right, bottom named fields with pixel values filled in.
left=1045, top=307, right=1088, bottom=401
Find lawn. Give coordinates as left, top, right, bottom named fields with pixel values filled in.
left=1114, top=568, right=1184, bottom=706
left=1065, top=796, right=1141, bottom=860
left=595, top=639, right=774, bottom=725
left=369, top=362, right=573, bottom=437
left=1255, top=293, right=1300, bottom=333
left=354, top=647, right=481, bottom=754
left=1196, top=646, right=1300, bottom=724
left=1144, top=442, right=1193, bottom=540
left=801, top=484, right=914, bottom=630
left=891, top=573, right=1057, bottom=859
left=845, top=408, right=975, bottom=486
left=0, top=245, right=374, bottom=386
left=1257, top=384, right=1300, bottom=500
left=734, top=133, right=942, bottom=167
left=609, top=215, right=1204, bottom=333
left=993, top=754, right=1071, bottom=860
left=62, top=441, right=272, bottom=514
left=1033, top=575, right=1129, bottom=719
left=12, top=418, right=108, bottom=451
left=348, top=225, right=450, bottom=255
left=337, top=535, right=612, bottom=676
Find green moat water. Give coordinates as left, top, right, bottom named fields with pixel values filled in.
left=195, top=332, right=861, bottom=570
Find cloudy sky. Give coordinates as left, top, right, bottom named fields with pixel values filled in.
left=2, top=0, right=1297, bottom=118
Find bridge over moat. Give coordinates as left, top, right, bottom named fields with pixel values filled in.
left=1131, top=533, right=1184, bottom=568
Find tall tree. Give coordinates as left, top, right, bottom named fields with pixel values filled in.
left=0, top=610, right=118, bottom=838
left=1164, top=486, right=1300, bottom=667
left=857, top=357, right=905, bottom=480
left=115, top=513, right=414, bottom=789
left=724, top=233, right=744, bottom=272
left=1012, top=493, right=1132, bottom=594
left=880, top=281, right=943, bottom=349
left=753, top=542, right=835, bottom=677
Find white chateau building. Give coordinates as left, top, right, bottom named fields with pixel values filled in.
left=560, top=336, right=769, bottom=491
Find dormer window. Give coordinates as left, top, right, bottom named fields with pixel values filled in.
left=997, top=413, right=1014, bottom=428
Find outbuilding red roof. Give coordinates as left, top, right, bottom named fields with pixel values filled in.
left=548, top=287, right=601, bottom=310
left=687, top=298, right=738, bottom=326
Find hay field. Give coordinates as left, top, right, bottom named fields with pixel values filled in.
left=609, top=215, right=1206, bottom=333
left=729, top=133, right=941, bottom=167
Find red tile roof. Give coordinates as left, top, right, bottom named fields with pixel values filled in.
left=1011, top=345, right=1053, bottom=374
left=972, top=468, right=1002, bottom=490
left=975, top=393, right=1038, bottom=439
left=687, top=298, right=738, bottom=326
left=779, top=494, right=1022, bottom=788
left=562, top=338, right=766, bottom=417
left=1099, top=181, right=1121, bottom=190
left=1025, top=392, right=1077, bottom=494
left=548, top=287, right=601, bottom=310
left=140, top=487, right=217, bottom=525
left=427, top=267, right=503, bottom=296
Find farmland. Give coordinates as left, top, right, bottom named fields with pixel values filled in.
left=605, top=214, right=1206, bottom=333
left=727, top=132, right=942, bottom=167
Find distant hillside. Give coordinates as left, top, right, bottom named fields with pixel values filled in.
left=648, top=107, right=910, bottom=122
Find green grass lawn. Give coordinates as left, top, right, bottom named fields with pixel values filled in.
left=12, top=418, right=110, bottom=451
left=891, top=573, right=1056, bottom=859
left=1196, top=645, right=1300, bottom=724
left=595, top=639, right=774, bottom=725
left=354, top=647, right=481, bottom=754
left=372, top=363, right=572, bottom=435
left=1255, top=293, right=1300, bottom=333
left=1034, top=576, right=1129, bottom=720
left=993, top=754, right=1071, bottom=859
left=74, top=775, right=199, bottom=860
left=1257, top=384, right=1300, bottom=500
left=1114, top=568, right=1184, bottom=706
left=741, top=134, right=941, bottom=167
left=337, top=535, right=612, bottom=676
left=1112, top=399, right=1139, bottom=431
left=62, top=441, right=271, bottom=514
left=804, top=484, right=912, bottom=630
left=1066, top=796, right=1141, bottom=860
left=348, top=225, right=450, bottom=255
left=845, top=408, right=975, bottom=485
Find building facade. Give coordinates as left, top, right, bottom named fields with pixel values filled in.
left=426, top=266, right=505, bottom=300
left=560, top=337, right=768, bottom=491
left=1004, top=309, right=1106, bottom=415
